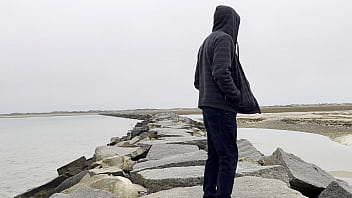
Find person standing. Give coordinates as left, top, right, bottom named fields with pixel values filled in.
left=194, top=5, right=260, bottom=198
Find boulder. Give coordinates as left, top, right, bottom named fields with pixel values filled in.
left=131, top=144, right=151, bottom=161
left=145, top=144, right=199, bottom=160
left=132, top=166, right=204, bottom=193
left=53, top=170, right=91, bottom=193
left=152, top=128, right=193, bottom=138
left=318, top=180, right=352, bottom=198
left=266, top=148, right=336, bottom=197
left=140, top=176, right=307, bottom=198
left=108, top=137, right=121, bottom=146
left=139, top=136, right=207, bottom=150
left=132, top=150, right=207, bottom=172
left=236, top=161, right=290, bottom=185
left=237, top=139, right=264, bottom=164
left=62, top=175, right=139, bottom=198
left=57, top=156, right=88, bottom=176
left=50, top=187, right=118, bottom=198
left=100, top=155, right=136, bottom=171
left=89, top=166, right=124, bottom=176
left=94, top=146, right=139, bottom=161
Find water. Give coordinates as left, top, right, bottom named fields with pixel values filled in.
left=183, top=114, right=352, bottom=185
left=0, top=115, right=138, bottom=197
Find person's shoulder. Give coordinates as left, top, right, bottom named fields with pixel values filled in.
left=211, top=31, right=233, bottom=43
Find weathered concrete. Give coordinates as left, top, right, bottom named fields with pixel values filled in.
left=57, top=156, right=88, bottom=176
left=236, top=161, right=290, bottom=185
left=50, top=187, right=119, bottom=198
left=237, top=139, right=264, bottom=164
left=132, top=150, right=207, bottom=172
left=132, top=166, right=205, bottom=193
left=94, top=146, right=139, bottom=161
left=318, top=180, right=352, bottom=198
left=140, top=176, right=307, bottom=198
left=145, top=144, right=199, bottom=160
left=266, top=148, right=336, bottom=197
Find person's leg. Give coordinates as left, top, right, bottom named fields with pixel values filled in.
left=202, top=107, right=219, bottom=198
left=213, top=109, right=238, bottom=198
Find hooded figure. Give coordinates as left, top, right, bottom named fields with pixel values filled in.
left=194, top=5, right=260, bottom=198
left=194, top=5, right=260, bottom=114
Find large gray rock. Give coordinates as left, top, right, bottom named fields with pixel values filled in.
left=57, top=156, right=88, bottom=176
left=132, top=150, right=207, bottom=172
left=153, top=128, right=193, bottom=137
left=132, top=166, right=204, bottom=193
left=89, top=166, right=124, bottom=176
left=318, top=180, right=352, bottom=198
left=237, top=139, right=264, bottom=164
left=236, top=161, right=290, bottom=185
left=94, top=146, right=139, bottom=161
left=146, top=144, right=199, bottom=160
left=141, top=176, right=307, bottom=198
left=139, top=136, right=207, bottom=150
left=53, top=170, right=91, bottom=193
left=266, top=148, right=336, bottom=197
left=50, top=187, right=118, bottom=198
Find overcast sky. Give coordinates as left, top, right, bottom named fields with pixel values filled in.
left=1, top=0, right=351, bottom=114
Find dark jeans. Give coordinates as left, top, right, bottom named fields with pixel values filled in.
left=202, top=107, right=238, bottom=198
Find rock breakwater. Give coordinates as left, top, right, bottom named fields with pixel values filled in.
left=15, top=112, right=352, bottom=198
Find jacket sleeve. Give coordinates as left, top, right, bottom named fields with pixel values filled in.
left=211, top=35, right=240, bottom=102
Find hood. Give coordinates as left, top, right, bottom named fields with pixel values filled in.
left=212, top=5, right=240, bottom=43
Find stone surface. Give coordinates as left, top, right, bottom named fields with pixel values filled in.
left=63, top=175, right=138, bottom=198
left=139, top=136, right=207, bottom=150
left=131, top=144, right=151, bottom=161
left=89, top=166, right=124, bottom=176
left=141, top=176, right=307, bottom=198
left=57, top=156, right=88, bottom=176
left=146, top=144, right=199, bottom=160
left=14, top=175, right=69, bottom=198
left=53, top=170, right=91, bottom=193
left=94, top=146, right=139, bottom=161
left=318, top=180, right=352, bottom=198
left=153, top=128, right=193, bottom=137
left=267, top=148, right=336, bottom=197
left=101, top=155, right=136, bottom=171
left=236, top=161, right=290, bottom=185
left=132, top=166, right=204, bottom=193
left=132, top=150, right=207, bottom=172
left=50, top=187, right=118, bottom=198
left=237, top=139, right=264, bottom=164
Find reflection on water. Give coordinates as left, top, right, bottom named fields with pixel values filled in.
left=0, top=115, right=138, bottom=197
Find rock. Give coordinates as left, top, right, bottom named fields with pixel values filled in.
left=140, top=176, right=307, bottom=198
left=153, top=128, right=193, bottom=138
left=266, top=148, right=336, bottom=197
left=53, top=170, right=91, bottom=193
left=100, top=155, right=136, bottom=171
left=139, top=136, right=207, bottom=150
left=191, top=127, right=205, bottom=137
left=14, top=175, right=69, bottom=198
left=132, top=150, right=207, bottom=172
left=132, top=166, right=204, bottom=193
left=131, top=145, right=151, bottom=161
left=146, top=144, right=199, bottom=160
left=94, top=146, right=139, bottom=161
left=108, top=137, right=121, bottom=146
left=236, top=161, right=290, bottom=185
left=89, top=166, right=124, bottom=176
left=318, top=180, right=352, bottom=198
left=50, top=187, right=118, bottom=198
left=237, top=139, right=264, bottom=164
left=57, top=156, right=88, bottom=176
left=63, top=175, right=139, bottom=198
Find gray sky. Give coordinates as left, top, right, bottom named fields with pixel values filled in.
left=1, top=0, right=351, bottom=114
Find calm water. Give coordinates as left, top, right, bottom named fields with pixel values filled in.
left=0, top=115, right=138, bottom=197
